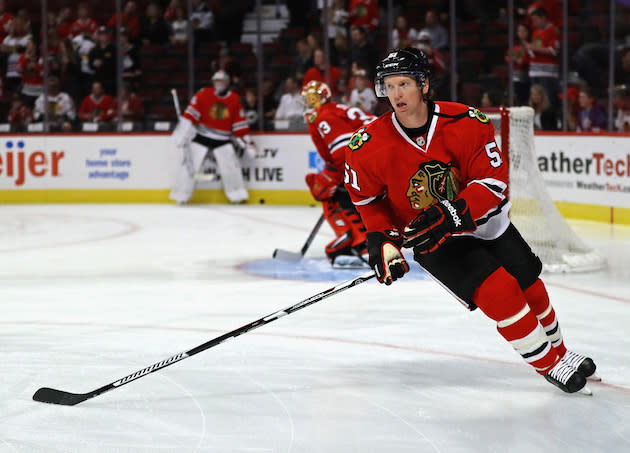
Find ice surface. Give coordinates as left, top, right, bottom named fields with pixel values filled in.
left=2, top=204, right=629, bottom=452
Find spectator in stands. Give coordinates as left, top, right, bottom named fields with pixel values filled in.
left=242, top=87, right=259, bottom=130
left=140, top=2, right=173, bottom=46
left=262, top=79, right=278, bottom=126
left=71, top=29, right=96, bottom=100
left=17, top=38, right=43, bottom=107
left=576, top=86, right=607, bottom=132
left=89, top=26, right=117, bottom=95
left=615, top=47, right=630, bottom=87
left=274, top=75, right=304, bottom=121
left=523, top=7, right=560, bottom=109
left=303, top=48, right=343, bottom=97
left=108, top=1, right=140, bottom=43
left=348, top=25, right=377, bottom=79
left=56, top=7, right=73, bottom=40
left=15, top=8, right=31, bottom=36
left=33, top=76, right=76, bottom=132
left=0, top=0, right=14, bottom=43
left=528, top=83, right=557, bottom=130
left=419, top=9, right=448, bottom=50
left=79, top=80, right=115, bottom=123
left=189, top=0, right=214, bottom=43
left=416, top=31, right=448, bottom=99
left=392, top=15, right=419, bottom=49
left=558, top=86, right=579, bottom=131
left=119, top=28, right=141, bottom=87
left=320, top=0, right=348, bottom=65
left=348, top=68, right=377, bottom=113
left=306, top=32, right=322, bottom=56
left=506, top=22, right=531, bottom=106
left=69, top=3, right=99, bottom=39
left=1, top=16, right=30, bottom=94
left=292, top=38, right=313, bottom=82
left=480, top=89, right=503, bottom=108
left=614, top=84, right=630, bottom=132
left=334, top=76, right=349, bottom=104
left=8, top=93, right=32, bottom=131
left=170, top=5, right=188, bottom=44
left=347, top=0, right=379, bottom=33
left=210, top=47, right=242, bottom=92
left=117, top=81, right=144, bottom=122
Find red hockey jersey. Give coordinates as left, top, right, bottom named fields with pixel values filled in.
left=306, top=101, right=375, bottom=182
left=344, top=101, right=511, bottom=240
left=183, top=87, right=249, bottom=141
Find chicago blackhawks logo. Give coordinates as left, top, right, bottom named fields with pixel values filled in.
left=406, top=160, right=460, bottom=210
left=210, top=102, right=229, bottom=120
left=348, top=128, right=371, bottom=151
left=468, top=107, right=489, bottom=124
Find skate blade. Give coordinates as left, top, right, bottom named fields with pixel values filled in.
left=578, top=385, right=593, bottom=396
left=587, top=373, right=602, bottom=382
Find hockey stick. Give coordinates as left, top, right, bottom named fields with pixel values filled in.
left=32, top=271, right=375, bottom=406
left=273, top=213, right=326, bottom=261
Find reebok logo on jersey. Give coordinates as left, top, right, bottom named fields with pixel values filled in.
left=440, top=200, right=462, bottom=227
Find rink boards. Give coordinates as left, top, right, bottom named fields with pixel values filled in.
left=1, top=132, right=630, bottom=224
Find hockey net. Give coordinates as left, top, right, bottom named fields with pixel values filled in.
left=484, top=106, right=605, bottom=273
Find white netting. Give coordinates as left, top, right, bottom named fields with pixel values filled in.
left=486, top=106, right=605, bottom=273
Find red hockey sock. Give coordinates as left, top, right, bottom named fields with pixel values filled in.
left=523, top=279, right=567, bottom=357
left=473, top=268, right=559, bottom=374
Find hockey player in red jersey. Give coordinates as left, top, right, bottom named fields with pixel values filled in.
left=344, top=47, right=597, bottom=394
left=302, top=80, right=375, bottom=265
left=170, top=70, right=256, bottom=204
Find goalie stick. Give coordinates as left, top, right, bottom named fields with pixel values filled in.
left=32, top=271, right=375, bottom=406
left=273, top=214, right=325, bottom=261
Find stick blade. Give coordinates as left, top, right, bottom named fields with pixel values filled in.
left=33, top=387, right=89, bottom=406
left=272, top=249, right=303, bottom=261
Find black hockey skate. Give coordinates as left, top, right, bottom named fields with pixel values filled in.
left=562, top=350, right=600, bottom=381
left=544, top=360, right=590, bottom=394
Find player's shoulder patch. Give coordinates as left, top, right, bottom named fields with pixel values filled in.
left=468, top=107, right=490, bottom=124
left=308, top=111, right=318, bottom=123
left=348, top=127, right=371, bottom=152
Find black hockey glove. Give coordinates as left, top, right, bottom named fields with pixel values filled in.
left=403, top=199, right=476, bottom=254
left=367, top=230, right=410, bottom=285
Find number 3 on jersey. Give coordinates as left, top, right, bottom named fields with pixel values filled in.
left=484, top=141, right=503, bottom=168
left=344, top=162, right=361, bottom=190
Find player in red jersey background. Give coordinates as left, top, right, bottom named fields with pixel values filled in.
left=302, top=80, right=375, bottom=265
left=344, top=47, right=597, bottom=394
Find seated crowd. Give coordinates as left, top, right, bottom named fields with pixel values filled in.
left=1, top=0, right=629, bottom=132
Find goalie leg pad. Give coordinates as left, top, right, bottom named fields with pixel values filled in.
left=325, top=230, right=354, bottom=263
left=169, top=142, right=209, bottom=204
left=213, top=142, right=248, bottom=203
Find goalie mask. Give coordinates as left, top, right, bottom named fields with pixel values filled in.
left=301, top=80, right=332, bottom=112
left=375, top=47, right=431, bottom=98
left=212, top=70, right=230, bottom=95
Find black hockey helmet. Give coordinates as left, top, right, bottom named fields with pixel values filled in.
left=374, top=47, right=431, bottom=98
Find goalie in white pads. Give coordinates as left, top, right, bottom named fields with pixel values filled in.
left=170, top=70, right=256, bottom=204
